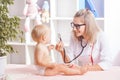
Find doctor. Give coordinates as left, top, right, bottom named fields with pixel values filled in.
left=56, top=9, right=112, bottom=73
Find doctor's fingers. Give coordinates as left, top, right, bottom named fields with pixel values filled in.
left=55, top=42, right=64, bottom=51
left=56, top=41, right=64, bottom=47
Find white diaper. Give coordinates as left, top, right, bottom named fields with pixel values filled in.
left=35, top=65, right=46, bottom=76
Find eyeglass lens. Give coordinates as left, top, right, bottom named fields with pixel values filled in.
left=71, top=22, right=85, bottom=29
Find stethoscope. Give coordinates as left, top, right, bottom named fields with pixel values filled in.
left=63, top=36, right=88, bottom=63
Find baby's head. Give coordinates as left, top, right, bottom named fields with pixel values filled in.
left=31, top=24, right=51, bottom=44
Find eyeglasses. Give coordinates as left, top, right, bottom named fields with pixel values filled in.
left=71, top=22, right=85, bottom=29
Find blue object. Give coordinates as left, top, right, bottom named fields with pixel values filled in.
left=85, top=0, right=99, bottom=17
left=42, top=1, right=49, bottom=11
left=79, top=0, right=85, bottom=9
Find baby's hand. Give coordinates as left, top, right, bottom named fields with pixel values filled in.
left=47, top=44, right=54, bottom=51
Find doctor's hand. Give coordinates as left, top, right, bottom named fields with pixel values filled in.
left=55, top=41, right=64, bottom=53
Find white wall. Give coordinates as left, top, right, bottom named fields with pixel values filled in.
left=105, top=0, right=120, bottom=51
left=105, top=0, right=120, bottom=65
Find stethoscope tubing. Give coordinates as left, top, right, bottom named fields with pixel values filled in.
left=64, top=36, right=87, bottom=63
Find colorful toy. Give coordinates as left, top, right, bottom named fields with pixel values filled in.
left=41, top=1, right=49, bottom=23
left=23, top=0, right=41, bottom=32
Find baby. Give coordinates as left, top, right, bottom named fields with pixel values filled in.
left=31, top=24, right=83, bottom=76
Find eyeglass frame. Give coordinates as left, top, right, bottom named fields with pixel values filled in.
left=71, top=22, right=85, bottom=29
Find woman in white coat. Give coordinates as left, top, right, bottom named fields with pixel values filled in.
left=56, top=9, right=113, bottom=74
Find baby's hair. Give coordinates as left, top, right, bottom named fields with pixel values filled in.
left=31, top=24, right=50, bottom=42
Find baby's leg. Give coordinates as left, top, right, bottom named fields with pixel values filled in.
left=56, top=64, right=83, bottom=75
left=44, top=64, right=84, bottom=76
left=44, top=67, right=60, bottom=76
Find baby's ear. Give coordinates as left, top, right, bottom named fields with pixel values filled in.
left=37, top=35, right=44, bottom=41
left=42, top=35, right=46, bottom=41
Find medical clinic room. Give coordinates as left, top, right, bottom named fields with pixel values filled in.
left=1, top=0, right=120, bottom=80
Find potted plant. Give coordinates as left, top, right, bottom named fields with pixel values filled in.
left=0, top=0, right=23, bottom=76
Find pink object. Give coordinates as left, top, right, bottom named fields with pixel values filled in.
left=5, top=64, right=120, bottom=80
left=24, top=17, right=30, bottom=32
left=23, top=0, right=41, bottom=32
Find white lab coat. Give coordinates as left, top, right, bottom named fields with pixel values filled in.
left=66, top=32, right=113, bottom=70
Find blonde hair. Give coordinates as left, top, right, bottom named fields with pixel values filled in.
left=73, top=9, right=101, bottom=43
left=31, top=24, right=50, bottom=42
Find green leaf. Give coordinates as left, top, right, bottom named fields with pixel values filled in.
left=0, top=0, right=24, bottom=56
